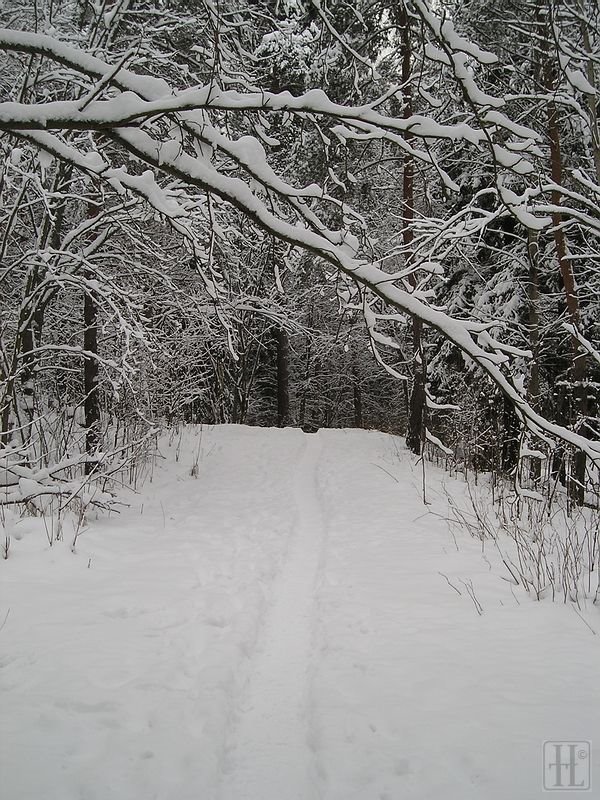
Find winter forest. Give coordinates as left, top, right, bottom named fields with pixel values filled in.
left=1, top=1, right=600, bottom=798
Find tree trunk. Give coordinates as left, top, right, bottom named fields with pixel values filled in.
left=526, top=230, right=541, bottom=407
left=406, top=347, right=426, bottom=455
left=578, top=3, right=600, bottom=182
left=526, top=230, right=542, bottom=480
left=83, top=277, right=100, bottom=474
left=501, top=395, right=519, bottom=473
left=275, top=327, right=290, bottom=427
left=540, top=0, right=586, bottom=502
left=84, top=201, right=101, bottom=474
left=547, top=101, right=586, bottom=499
left=352, top=363, right=363, bottom=428
left=299, top=338, right=311, bottom=429
left=398, top=9, right=426, bottom=455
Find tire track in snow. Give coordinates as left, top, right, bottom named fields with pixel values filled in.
left=219, top=433, right=324, bottom=800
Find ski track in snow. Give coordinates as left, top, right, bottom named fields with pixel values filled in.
left=2, top=425, right=600, bottom=800
left=219, top=433, right=323, bottom=800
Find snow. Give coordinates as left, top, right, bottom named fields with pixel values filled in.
left=220, top=434, right=324, bottom=800
left=492, top=144, right=535, bottom=175
left=8, top=28, right=591, bottom=460
left=1, top=425, right=599, bottom=799
left=21, top=122, right=563, bottom=461
left=567, top=69, right=596, bottom=96
left=425, top=428, right=453, bottom=454
left=498, top=185, right=552, bottom=232
left=483, top=110, right=538, bottom=140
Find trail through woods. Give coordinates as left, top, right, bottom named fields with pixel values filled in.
left=220, top=434, right=323, bottom=800
left=1, top=425, right=600, bottom=800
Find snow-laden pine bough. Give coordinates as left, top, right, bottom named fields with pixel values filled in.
left=0, top=13, right=599, bottom=470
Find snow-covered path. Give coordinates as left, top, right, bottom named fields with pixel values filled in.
left=2, top=425, right=600, bottom=800
left=220, top=434, right=323, bottom=800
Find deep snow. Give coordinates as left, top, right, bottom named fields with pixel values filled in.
left=1, top=425, right=599, bottom=799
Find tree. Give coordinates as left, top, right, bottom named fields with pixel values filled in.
left=0, top=0, right=599, bottom=496
left=446, top=0, right=600, bottom=494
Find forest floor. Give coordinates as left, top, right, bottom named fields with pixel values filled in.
left=1, top=425, right=599, bottom=800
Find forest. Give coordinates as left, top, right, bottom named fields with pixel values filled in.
left=0, top=0, right=598, bottom=507
left=2, top=3, right=600, bottom=799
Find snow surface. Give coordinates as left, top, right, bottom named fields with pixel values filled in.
left=1, top=425, right=599, bottom=799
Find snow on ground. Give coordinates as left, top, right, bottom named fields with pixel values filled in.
left=1, top=425, right=599, bottom=800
